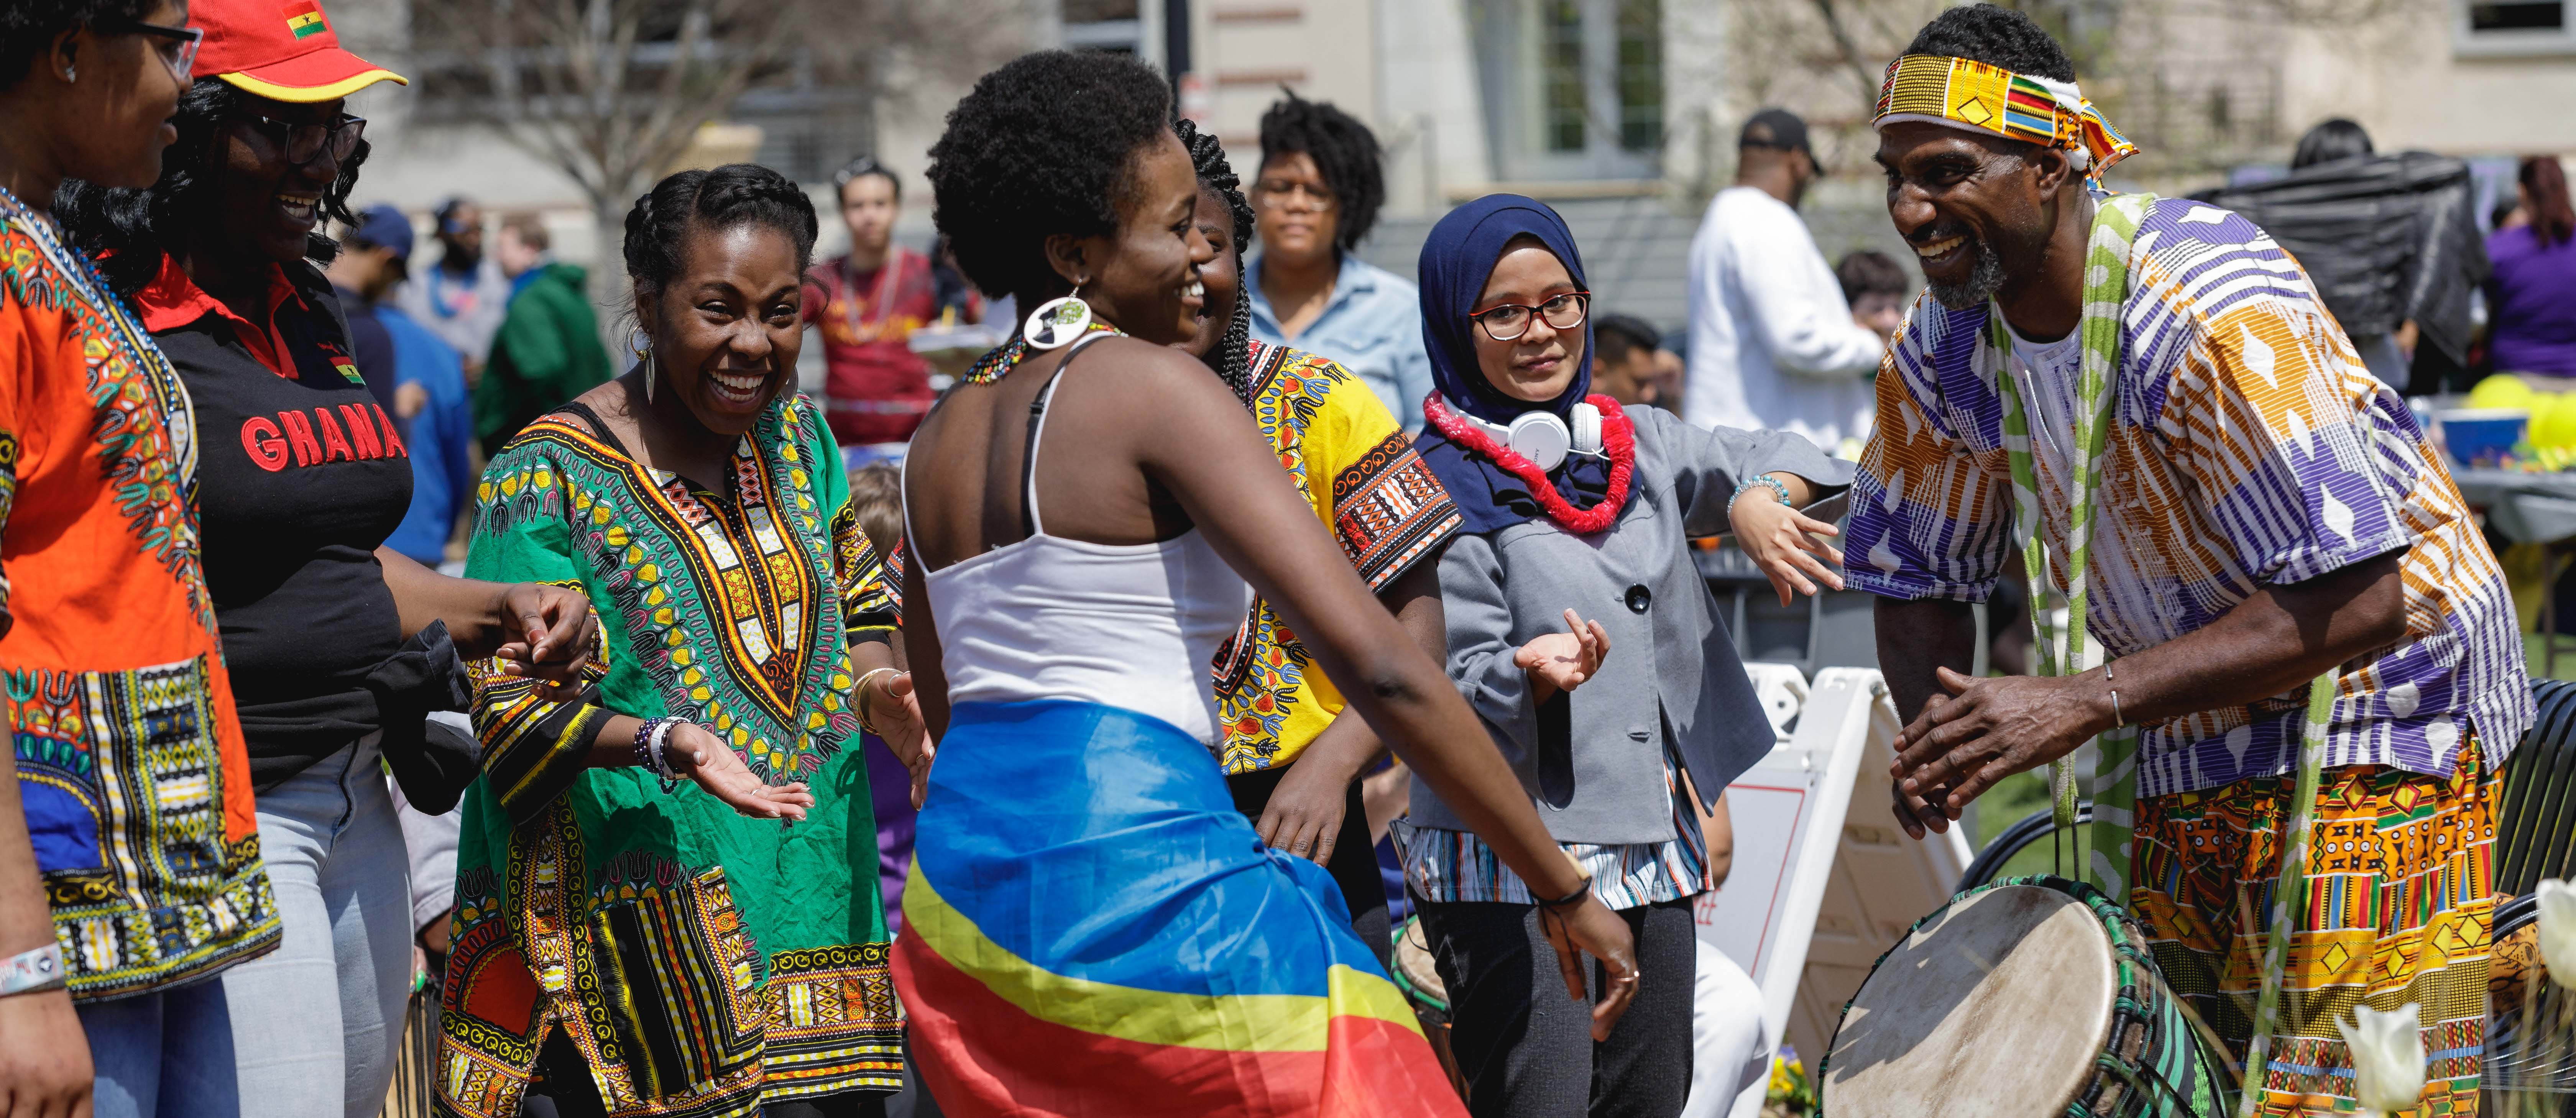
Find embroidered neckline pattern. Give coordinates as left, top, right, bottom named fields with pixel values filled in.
left=1422, top=391, right=1637, bottom=534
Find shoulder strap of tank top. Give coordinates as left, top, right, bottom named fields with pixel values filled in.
left=1020, top=332, right=1116, bottom=539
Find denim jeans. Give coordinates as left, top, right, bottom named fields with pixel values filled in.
left=218, top=735, right=414, bottom=1117
left=79, top=976, right=245, bottom=1118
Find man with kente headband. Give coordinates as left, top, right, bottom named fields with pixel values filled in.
left=1851, top=5, right=2527, bottom=1113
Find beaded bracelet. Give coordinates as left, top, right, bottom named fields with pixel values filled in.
left=1729, top=473, right=1793, bottom=514
left=632, top=717, right=680, bottom=778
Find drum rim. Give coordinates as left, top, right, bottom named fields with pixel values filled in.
left=1821, top=878, right=2120, bottom=1113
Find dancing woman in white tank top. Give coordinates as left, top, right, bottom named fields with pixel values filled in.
left=885, top=53, right=1641, bottom=1117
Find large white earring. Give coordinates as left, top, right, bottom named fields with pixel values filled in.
left=1022, top=282, right=1093, bottom=350
left=631, top=330, right=655, bottom=405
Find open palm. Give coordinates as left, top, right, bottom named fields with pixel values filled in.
left=667, top=722, right=814, bottom=821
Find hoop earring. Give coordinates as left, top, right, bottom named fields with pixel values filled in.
left=1022, top=281, right=1093, bottom=350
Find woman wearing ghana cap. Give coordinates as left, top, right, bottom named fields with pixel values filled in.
left=55, top=2, right=602, bottom=1115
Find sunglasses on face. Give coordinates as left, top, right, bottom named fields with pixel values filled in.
left=100, top=18, right=202, bottom=82
left=1470, top=291, right=1590, bottom=341
left=232, top=110, right=367, bottom=166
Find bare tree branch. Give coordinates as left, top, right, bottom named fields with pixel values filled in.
left=1806, top=0, right=1884, bottom=120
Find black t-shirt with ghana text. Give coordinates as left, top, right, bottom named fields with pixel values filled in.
left=148, top=262, right=414, bottom=789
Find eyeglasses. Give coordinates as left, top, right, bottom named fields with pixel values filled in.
left=232, top=111, right=367, bottom=167
left=1252, top=178, right=1336, bottom=213
left=100, top=18, right=202, bottom=82
left=1471, top=291, right=1590, bottom=341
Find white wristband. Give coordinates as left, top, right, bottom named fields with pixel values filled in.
left=0, top=942, right=64, bottom=997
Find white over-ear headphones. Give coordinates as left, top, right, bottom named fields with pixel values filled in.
left=1459, top=402, right=1603, bottom=471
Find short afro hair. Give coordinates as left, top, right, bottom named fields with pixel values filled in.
left=1257, top=90, right=1385, bottom=252
left=1902, top=4, right=2075, bottom=83
left=928, top=51, right=1173, bottom=301
left=0, top=0, right=156, bottom=92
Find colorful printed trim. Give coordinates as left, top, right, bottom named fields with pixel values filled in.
left=2131, top=751, right=2494, bottom=1115
left=1873, top=53, right=2137, bottom=176
left=12, top=657, right=280, bottom=998
left=760, top=943, right=904, bottom=1098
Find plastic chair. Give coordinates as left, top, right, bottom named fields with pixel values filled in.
left=2497, top=678, right=2576, bottom=898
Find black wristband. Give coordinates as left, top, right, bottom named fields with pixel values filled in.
left=1532, top=882, right=1591, bottom=910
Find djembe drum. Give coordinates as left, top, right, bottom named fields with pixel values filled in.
left=1819, top=876, right=2229, bottom=1118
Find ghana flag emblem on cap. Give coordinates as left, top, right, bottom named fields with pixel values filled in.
left=283, top=0, right=329, bottom=39
left=192, top=0, right=406, bottom=103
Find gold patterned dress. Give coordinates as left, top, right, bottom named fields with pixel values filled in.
left=435, top=394, right=902, bottom=1118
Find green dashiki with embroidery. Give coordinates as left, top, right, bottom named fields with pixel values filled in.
left=436, top=395, right=900, bottom=1118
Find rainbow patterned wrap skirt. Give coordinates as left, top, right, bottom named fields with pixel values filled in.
left=894, top=699, right=1465, bottom=1116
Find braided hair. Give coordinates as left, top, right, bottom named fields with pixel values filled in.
left=1175, top=117, right=1256, bottom=401
left=623, top=163, right=819, bottom=310
left=1257, top=90, right=1385, bottom=252
left=56, top=79, right=371, bottom=295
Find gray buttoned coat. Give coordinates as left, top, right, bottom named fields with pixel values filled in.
left=1410, top=406, right=1854, bottom=846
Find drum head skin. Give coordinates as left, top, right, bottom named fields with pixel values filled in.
left=1824, top=884, right=2116, bottom=1116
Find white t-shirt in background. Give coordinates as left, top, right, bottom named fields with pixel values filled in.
left=1682, top=186, right=1888, bottom=450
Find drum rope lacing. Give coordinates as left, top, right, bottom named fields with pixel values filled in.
left=1991, top=192, right=2333, bottom=1117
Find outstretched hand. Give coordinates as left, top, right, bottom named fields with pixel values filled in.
left=1516, top=608, right=1611, bottom=704
left=666, top=722, right=815, bottom=821
left=1730, top=484, right=1844, bottom=606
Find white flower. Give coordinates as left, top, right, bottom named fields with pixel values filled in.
left=2335, top=1002, right=2425, bottom=1115
left=2538, top=879, right=2576, bottom=990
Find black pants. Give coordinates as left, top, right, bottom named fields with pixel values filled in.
left=1225, top=759, right=1393, bottom=970
left=1416, top=897, right=1695, bottom=1118
left=521, top=1032, right=889, bottom=1118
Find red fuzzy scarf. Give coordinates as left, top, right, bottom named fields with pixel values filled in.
left=1422, top=392, right=1637, bottom=534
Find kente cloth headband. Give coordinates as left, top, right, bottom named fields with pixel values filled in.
left=1872, top=54, right=2137, bottom=177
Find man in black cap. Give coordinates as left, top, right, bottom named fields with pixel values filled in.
left=1683, top=107, right=1893, bottom=455
left=325, top=202, right=415, bottom=412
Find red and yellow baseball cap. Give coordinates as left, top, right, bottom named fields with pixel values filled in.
left=191, top=0, right=407, bottom=103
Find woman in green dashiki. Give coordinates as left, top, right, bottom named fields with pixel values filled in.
left=435, top=165, right=928, bottom=1118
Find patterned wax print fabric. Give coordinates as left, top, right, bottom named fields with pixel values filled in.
left=895, top=699, right=1469, bottom=1117
left=1212, top=340, right=1460, bottom=773
left=1847, top=195, right=2532, bottom=798
left=0, top=192, right=279, bottom=1000
left=2131, top=749, right=2494, bottom=1115
left=436, top=395, right=902, bottom=1118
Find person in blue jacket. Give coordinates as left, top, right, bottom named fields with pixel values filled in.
left=352, top=203, right=474, bottom=568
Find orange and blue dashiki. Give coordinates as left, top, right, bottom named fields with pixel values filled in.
left=1847, top=195, right=2531, bottom=797
left=896, top=698, right=1467, bottom=1117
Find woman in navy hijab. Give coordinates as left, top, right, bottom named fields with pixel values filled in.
left=1399, top=195, right=1852, bottom=1116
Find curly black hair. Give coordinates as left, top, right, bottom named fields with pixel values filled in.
left=1175, top=116, right=1255, bottom=400
left=0, top=0, right=155, bottom=93
left=927, top=51, right=1173, bottom=303
left=623, top=163, right=820, bottom=310
left=54, top=79, right=371, bottom=295
left=1903, top=3, right=2076, bottom=82
left=1257, top=90, right=1384, bottom=252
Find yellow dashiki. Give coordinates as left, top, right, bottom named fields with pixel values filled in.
left=1212, top=340, right=1459, bottom=773
left=437, top=395, right=902, bottom=1118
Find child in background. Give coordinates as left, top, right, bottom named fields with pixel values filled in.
left=1835, top=249, right=1911, bottom=338
left=847, top=461, right=918, bottom=935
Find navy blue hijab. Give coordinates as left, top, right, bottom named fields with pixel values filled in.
left=1411, top=195, right=1612, bottom=535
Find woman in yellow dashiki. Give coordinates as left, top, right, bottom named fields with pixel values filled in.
left=1169, top=118, right=1460, bottom=966
left=436, top=164, right=926, bottom=1118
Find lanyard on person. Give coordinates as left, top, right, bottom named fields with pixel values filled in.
left=1991, top=191, right=2330, bottom=1113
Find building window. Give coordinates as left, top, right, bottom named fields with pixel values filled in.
left=1616, top=0, right=1661, bottom=153
left=2459, top=0, right=2576, bottom=55
left=1474, top=0, right=1665, bottom=181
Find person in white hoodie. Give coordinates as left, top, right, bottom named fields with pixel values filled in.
left=1684, top=109, right=1889, bottom=451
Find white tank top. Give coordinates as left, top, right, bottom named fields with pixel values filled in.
left=907, top=341, right=1249, bottom=744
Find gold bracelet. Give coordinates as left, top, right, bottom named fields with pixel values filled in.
left=853, top=667, right=899, bottom=734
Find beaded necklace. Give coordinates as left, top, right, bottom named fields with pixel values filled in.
left=960, top=318, right=1124, bottom=385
